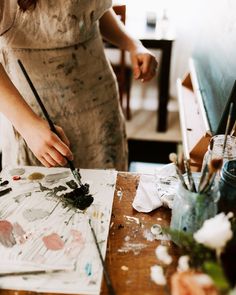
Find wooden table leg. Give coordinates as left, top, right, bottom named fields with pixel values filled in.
left=157, top=41, right=173, bottom=132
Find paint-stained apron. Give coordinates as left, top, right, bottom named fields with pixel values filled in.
left=0, top=0, right=128, bottom=170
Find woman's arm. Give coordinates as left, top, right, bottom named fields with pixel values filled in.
left=0, top=63, right=73, bottom=167
left=99, top=9, right=158, bottom=82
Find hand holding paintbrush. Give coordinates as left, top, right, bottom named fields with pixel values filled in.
left=18, top=59, right=82, bottom=186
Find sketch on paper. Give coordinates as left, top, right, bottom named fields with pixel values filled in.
left=0, top=166, right=117, bottom=295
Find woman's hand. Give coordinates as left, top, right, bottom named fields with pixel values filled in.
left=21, top=118, right=73, bottom=168
left=99, top=9, right=158, bottom=82
left=130, top=44, right=158, bottom=82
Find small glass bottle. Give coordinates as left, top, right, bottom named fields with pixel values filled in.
left=218, top=160, right=236, bottom=214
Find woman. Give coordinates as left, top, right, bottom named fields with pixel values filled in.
left=0, top=0, right=157, bottom=170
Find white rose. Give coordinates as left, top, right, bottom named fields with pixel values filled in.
left=150, top=265, right=166, bottom=286
left=193, top=213, right=233, bottom=251
left=155, top=245, right=172, bottom=265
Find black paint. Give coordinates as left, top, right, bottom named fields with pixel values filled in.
left=63, top=183, right=93, bottom=210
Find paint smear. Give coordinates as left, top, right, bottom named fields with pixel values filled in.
left=42, top=233, right=64, bottom=251
left=13, top=222, right=26, bottom=244
left=23, top=208, right=50, bottom=222
left=143, top=229, right=155, bottom=242
left=9, top=168, right=25, bottom=176
left=0, top=220, right=16, bottom=248
left=65, top=229, right=85, bottom=258
left=118, top=242, right=147, bottom=255
left=45, top=171, right=70, bottom=183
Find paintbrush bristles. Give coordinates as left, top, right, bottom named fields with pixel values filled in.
left=169, top=153, right=188, bottom=190
left=209, top=158, right=223, bottom=173
left=199, top=158, right=223, bottom=193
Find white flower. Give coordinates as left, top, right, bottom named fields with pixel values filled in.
left=193, top=213, right=233, bottom=251
left=228, top=286, right=236, bottom=295
left=150, top=265, right=166, bottom=286
left=155, top=245, right=172, bottom=265
left=177, top=255, right=190, bottom=272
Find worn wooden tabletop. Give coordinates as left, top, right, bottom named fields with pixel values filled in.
left=101, top=172, right=180, bottom=295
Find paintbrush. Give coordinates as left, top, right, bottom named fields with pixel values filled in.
left=222, top=102, right=234, bottom=157
left=169, top=153, right=188, bottom=190
left=0, top=269, right=63, bottom=277
left=230, top=120, right=236, bottom=136
left=88, top=219, right=116, bottom=295
left=198, top=137, right=214, bottom=192
left=17, top=59, right=82, bottom=187
left=184, top=158, right=196, bottom=192
left=199, top=158, right=223, bottom=193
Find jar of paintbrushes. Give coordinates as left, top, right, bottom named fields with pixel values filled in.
left=169, top=153, right=222, bottom=246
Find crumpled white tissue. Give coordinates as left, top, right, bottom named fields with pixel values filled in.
left=132, top=163, right=178, bottom=212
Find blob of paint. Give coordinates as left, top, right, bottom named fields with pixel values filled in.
left=42, top=233, right=64, bottom=250
left=28, top=172, right=45, bottom=180
left=0, top=220, right=16, bottom=247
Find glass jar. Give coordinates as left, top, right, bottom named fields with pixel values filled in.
left=170, top=173, right=219, bottom=245
left=201, top=135, right=236, bottom=171
left=218, top=160, right=236, bottom=214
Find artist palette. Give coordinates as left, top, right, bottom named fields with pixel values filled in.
left=0, top=166, right=117, bottom=295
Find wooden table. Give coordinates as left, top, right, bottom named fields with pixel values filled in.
left=101, top=172, right=180, bottom=295
left=1, top=172, right=180, bottom=295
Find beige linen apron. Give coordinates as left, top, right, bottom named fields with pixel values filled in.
left=0, top=0, right=127, bottom=170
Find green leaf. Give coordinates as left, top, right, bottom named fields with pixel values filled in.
left=203, top=261, right=230, bottom=291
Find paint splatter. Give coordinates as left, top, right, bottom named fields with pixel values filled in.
left=85, top=263, right=92, bottom=276
left=42, top=233, right=64, bottom=251
left=0, top=220, right=16, bottom=247
left=143, top=229, right=155, bottom=242
left=124, top=215, right=140, bottom=225
left=118, top=242, right=147, bottom=255
left=23, top=208, right=50, bottom=222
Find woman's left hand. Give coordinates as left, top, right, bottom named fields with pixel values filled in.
left=130, top=44, right=158, bottom=82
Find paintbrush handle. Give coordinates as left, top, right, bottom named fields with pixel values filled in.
left=17, top=59, right=82, bottom=184
left=184, top=159, right=196, bottom=192
left=222, top=102, right=234, bottom=155
left=18, top=59, right=56, bottom=132
left=89, top=220, right=116, bottom=295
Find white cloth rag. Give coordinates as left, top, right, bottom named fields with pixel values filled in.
left=132, top=163, right=179, bottom=213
